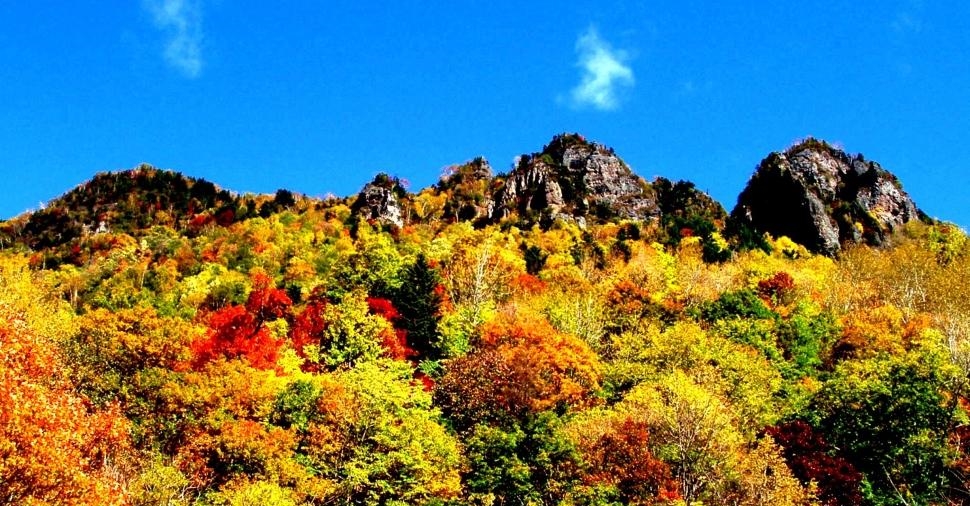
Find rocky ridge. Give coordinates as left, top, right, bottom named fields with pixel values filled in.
left=490, top=133, right=661, bottom=225
left=350, top=134, right=723, bottom=232
left=350, top=174, right=407, bottom=228
left=729, top=138, right=923, bottom=255
left=2, top=134, right=929, bottom=264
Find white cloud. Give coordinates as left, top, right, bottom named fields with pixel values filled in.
left=570, top=27, right=634, bottom=111
left=145, top=0, right=204, bottom=78
left=891, top=12, right=923, bottom=35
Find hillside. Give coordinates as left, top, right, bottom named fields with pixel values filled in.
left=1, top=135, right=968, bottom=505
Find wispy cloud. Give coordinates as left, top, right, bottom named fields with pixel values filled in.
left=888, top=1, right=924, bottom=76
left=891, top=11, right=923, bottom=35
left=675, top=79, right=713, bottom=98
left=569, top=26, right=634, bottom=111
left=144, top=0, right=204, bottom=78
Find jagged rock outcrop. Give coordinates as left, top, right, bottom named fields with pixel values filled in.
left=730, top=138, right=922, bottom=255
left=490, top=134, right=660, bottom=224
left=351, top=174, right=406, bottom=227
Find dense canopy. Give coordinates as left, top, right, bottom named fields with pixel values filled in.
left=1, top=161, right=969, bottom=506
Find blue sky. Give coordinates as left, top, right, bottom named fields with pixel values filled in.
left=1, top=1, right=967, bottom=227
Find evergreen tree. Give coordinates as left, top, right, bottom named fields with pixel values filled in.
left=393, top=254, right=444, bottom=360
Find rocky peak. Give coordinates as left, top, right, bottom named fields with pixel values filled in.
left=491, top=133, right=659, bottom=224
left=437, top=157, right=494, bottom=223
left=730, top=138, right=922, bottom=255
left=439, top=156, right=493, bottom=186
left=351, top=173, right=406, bottom=228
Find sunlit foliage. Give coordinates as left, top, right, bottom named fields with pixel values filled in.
left=2, top=182, right=969, bottom=505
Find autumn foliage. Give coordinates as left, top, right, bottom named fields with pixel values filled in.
left=192, top=305, right=282, bottom=370
left=2, top=174, right=969, bottom=505
left=437, top=312, right=601, bottom=425
left=367, top=296, right=416, bottom=361
left=766, top=420, right=863, bottom=506
left=0, top=297, right=130, bottom=504
left=582, top=417, right=680, bottom=504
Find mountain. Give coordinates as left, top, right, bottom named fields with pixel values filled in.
left=729, top=138, right=925, bottom=255
left=1, top=135, right=932, bottom=263
left=489, top=133, right=662, bottom=225
left=0, top=165, right=312, bottom=267
left=350, top=173, right=409, bottom=228
left=2, top=133, right=968, bottom=506
left=350, top=134, right=726, bottom=245
left=0, top=165, right=238, bottom=250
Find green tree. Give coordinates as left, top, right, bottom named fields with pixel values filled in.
left=808, top=345, right=956, bottom=505
left=287, top=360, right=463, bottom=505
left=390, top=254, right=444, bottom=360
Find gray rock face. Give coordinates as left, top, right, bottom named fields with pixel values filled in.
left=491, top=134, right=659, bottom=224
left=352, top=179, right=404, bottom=228
left=491, top=158, right=565, bottom=220
left=731, top=139, right=921, bottom=255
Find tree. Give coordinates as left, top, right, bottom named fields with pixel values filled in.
left=766, top=421, right=863, bottom=506
left=192, top=272, right=292, bottom=370
left=65, top=306, right=199, bottom=406
left=281, top=361, right=463, bottom=504
left=621, top=370, right=741, bottom=505
left=808, top=346, right=955, bottom=504
left=193, top=305, right=283, bottom=370
left=316, top=291, right=390, bottom=368
left=436, top=312, right=601, bottom=426
left=607, top=322, right=783, bottom=434
left=621, top=371, right=814, bottom=505
left=462, top=412, right=584, bottom=506
left=580, top=417, right=680, bottom=504
left=389, top=254, right=444, bottom=360
left=0, top=256, right=131, bottom=505
left=366, top=296, right=416, bottom=361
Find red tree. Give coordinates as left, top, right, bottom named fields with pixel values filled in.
left=367, top=296, right=415, bottom=361
left=584, top=417, right=680, bottom=504
left=766, top=420, right=863, bottom=506
left=192, top=273, right=292, bottom=370
left=289, top=293, right=328, bottom=359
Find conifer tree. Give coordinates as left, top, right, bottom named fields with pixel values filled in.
left=393, top=254, right=443, bottom=360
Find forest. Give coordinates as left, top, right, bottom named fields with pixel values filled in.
left=2, top=156, right=970, bottom=506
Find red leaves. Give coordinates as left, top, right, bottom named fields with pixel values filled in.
left=583, top=417, right=680, bottom=504
left=766, top=421, right=862, bottom=506
left=188, top=213, right=214, bottom=233
left=510, top=273, right=546, bottom=295
left=381, top=328, right=413, bottom=362
left=290, top=296, right=327, bottom=357
left=368, top=296, right=415, bottom=362
left=367, top=296, right=400, bottom=321
left=192, top=305, right=281, bottom=370
left=192, top=273, right=292, bottom=371
left=215, top=208, right=235, bottom=227
left=757, top=271, right=796, bottom=305
left=246, top=272, right=293, bottom=322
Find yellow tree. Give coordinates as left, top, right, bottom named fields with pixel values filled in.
left=0, top=255, right=131, bottom=505
left=621, top=370, right=812, bottom=505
